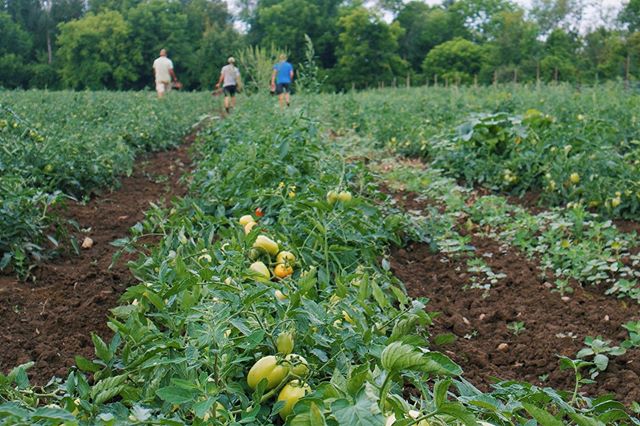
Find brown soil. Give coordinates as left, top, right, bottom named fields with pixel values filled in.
left=388, top=189, right=640, bottom=406
left=0, top=133, right=197, bottom=385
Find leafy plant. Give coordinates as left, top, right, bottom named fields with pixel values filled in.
left=576, top=336, right=627, bottom=379
left=507, top=321, right=526, bottom=336
left=622, top=321, right=640, bottom=349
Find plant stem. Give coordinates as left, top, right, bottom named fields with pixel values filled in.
left=378, top=371, right=395, bottom=412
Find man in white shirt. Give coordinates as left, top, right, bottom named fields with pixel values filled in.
left=215, top=57, right=241, bottom=113
left=153, top=49, right=179, bottom=98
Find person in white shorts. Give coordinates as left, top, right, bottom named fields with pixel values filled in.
left=215, top=57, right=241, bottom=113
left=153, top=49, right=179, bottom=98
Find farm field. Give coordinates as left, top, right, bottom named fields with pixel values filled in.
left=1, top=85, right=639, bottom=425
left=0, top=90, right=212, bottom=276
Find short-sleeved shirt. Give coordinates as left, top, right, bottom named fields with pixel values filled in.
left=153, top=57, right=173, bottom=83
left=273, top=61, right=293, bottom=84
left=221, top=64, right=240, bottom=87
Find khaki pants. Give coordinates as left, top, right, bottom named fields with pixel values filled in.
left=156, top=81, right=171, bottom=95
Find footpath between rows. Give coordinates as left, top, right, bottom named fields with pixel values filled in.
left=0, top=117, right=214, bottom=385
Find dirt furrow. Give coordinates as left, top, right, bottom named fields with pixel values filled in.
left=387, top=188, right=640, bottom=405
left=0, top=130, right=200, bottom=385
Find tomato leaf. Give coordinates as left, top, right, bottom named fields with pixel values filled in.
left=75, top=356, right=100, bottom=373
left=521, top=403, right=564, bottom=426
left=290, top=402, right=326, bottom=426
left=331, top=392, right=384, bottom=426
left=381, top=342, right=461, bottom=376
left=92, top=333, right=112, bottom=363
left=155, top=386, right=198, bottom=404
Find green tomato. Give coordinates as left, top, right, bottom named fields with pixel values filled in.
left=247, top=355, right=288, bottom=390
left=276, top=331, right=294, bottom=355
left=284, top=353, right=309, bottom=377
left=247, top=248, right=262, bottom=261
left=277, top=380, right=310, bottom=419
left=326, top=190, right=338, bottom=204
left=337, top=191, right=352, bottom=203
left=249, top=261, right=270, bottom=279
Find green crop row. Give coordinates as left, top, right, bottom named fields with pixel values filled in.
left=315, top=83, right=640, bottom=219
left=0, top=95, right=636, bottom=425
left=0, top=90, right=212, bottom=274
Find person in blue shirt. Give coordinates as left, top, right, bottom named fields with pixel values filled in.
left=271, top=54, right=294, bottom=108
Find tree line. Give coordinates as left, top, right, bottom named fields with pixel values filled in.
left=1, top=0, right=640, bottom=91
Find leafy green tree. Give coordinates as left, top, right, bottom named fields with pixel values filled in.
left=620, top=0, right=640, bottom=32
left=189, top=23, right=244, bottom=89
left=0, top=11, right=33, bottom=87
left=88, top=0, right=141, bottom=13
left=539, top=54, right=577, bottom=81
left=485, top=9, right=540, bottom=81
left=395, top=2, right=463, bottom=71
left=447, top=0, right=515, bottom=42
left=57, top=10, right=141, bottom=88
left=2, top=0, right=45, bottom=40
left=582, top=28, right=626, bottom=81
left=538, top=28, right=579, bottom=81
left=529, top=0, right=585, bottom=35
left=125, top=0, right=189, bottom=89
left=0, top=11, right=33, bottom=57
left=247, top=0, right=341, bottom=68
left=626, top=32, right=640, bottom=80
left=422, top=37, right=486, bottom=84
left=334, top=6, right=407, bottom=90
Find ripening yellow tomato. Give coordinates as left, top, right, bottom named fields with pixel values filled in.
left=253, top=235, right=279, bottom=256
left=569, top=173, right=580, bottom=184
left=284, top=354, right=309, bottom=376
left=244, top=221, right=257, bottom=235
left=247, top=355, right=288, bottom=390
left=274, top=263, right=293, bottom=279
left=239, top=215, right=255, bottom=226
left=277, top=380, right=311, bottom=419
left=612, top=196, right=622, bottom=208
left=276, top=250, right=296, bottom=266
left=326, top=190, right=339, bottom=204
left=250, top=261, right=270, bottom=279
left=274, top=290, right=287, bottom=301
left=342, top=310, right=355, bottom=324
left=337, top=191, right=352, bottom=203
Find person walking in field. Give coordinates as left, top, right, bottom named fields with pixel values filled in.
left=271, top=54, right=294, bottom=108
left=215, top=57, right=241, bottom=114
left=153, top=49, right=179, bottom=98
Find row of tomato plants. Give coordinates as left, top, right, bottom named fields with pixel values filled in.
left=0, top=90, right=212, bottom=274
left=316, top=83, right=640, bottom=219
left=1, top=95, right=636, bottom=425
left=375, top=160, right=640, bottom=302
